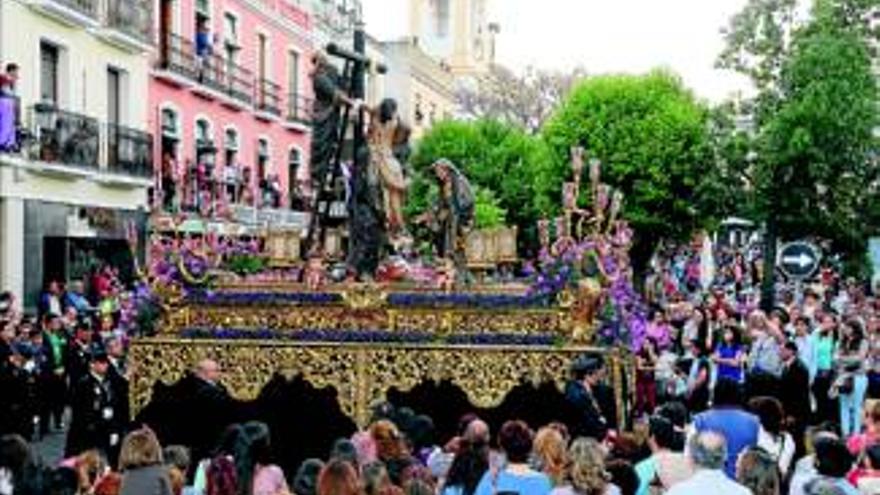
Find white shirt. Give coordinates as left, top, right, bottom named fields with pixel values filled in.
left=757, top=427, right=796, bottom=476
left=667, top=469, right=751, bottom=495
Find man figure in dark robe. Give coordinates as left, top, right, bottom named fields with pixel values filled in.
left=309, top=52, right=358, bottom=191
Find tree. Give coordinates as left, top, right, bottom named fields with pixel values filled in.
left=407, top=119, right=553, bottom=256
left=456, top=65, right=586, bottom=133
left=540, top=70, right=715, bottom=279
left=717, top=0, right=879, bottom=307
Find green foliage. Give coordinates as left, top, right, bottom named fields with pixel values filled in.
left=717, top=0, right=879, bottom=263
left=224, top=254, right=267, bottom=276
left=409, top=119, right=553, bottom=254
left=473, top=187, right=507, bottom=229
left=541, top=70, right=715, bottom=269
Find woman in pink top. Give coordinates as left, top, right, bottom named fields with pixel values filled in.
left=241, top=422, right=290, bottom=495
left=847, top=400, right=880, bottom=456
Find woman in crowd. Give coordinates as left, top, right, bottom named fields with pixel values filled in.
left=292, top=459, right=324, bottom=495
left=118, top=427, right=174, bottom=495
left=441, top=438, right=489, bottom=495
left=532, top=426, right=568, bottom=487
left=317, top=459, right=360, bottom=495
left=635, top=340, right=658, bottom=418
left=474, top=421, right=551, bottom=495
left=370, top=420, right=414, bottom=485
left=362, top=462, right=392, bottom=495
left=835, top=320, right=870, bottom=438
left=813, top=314, right=839, bottom=424
left=735, top=447, right=780, bottom=495
left=238, top=422, right=289, bottom=495
left=685, top=340, right=710, bottom=413
left=713, top=325, right=745, bottom=385
left=550, top=438, right=619, bottom=495
left=749, top=397, right=795, bottom=477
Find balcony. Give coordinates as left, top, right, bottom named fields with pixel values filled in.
left=107, top=123, right=153, bottom=180
left=154, top=32, right=197, bottom=87
left=284, top=93, right=313, bottom=132
left=29, top=103, right=100, bottom=171
left=255, top=79, right=282, bottom=119
left=25, top=0, right=101, bottom=28
left=96, top=0, right=154, bottom=53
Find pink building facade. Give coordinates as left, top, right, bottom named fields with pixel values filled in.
left=149, top=0, right=313, bottom=212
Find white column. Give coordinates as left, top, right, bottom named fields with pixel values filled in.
left=0, top=196, right=25, bottom=303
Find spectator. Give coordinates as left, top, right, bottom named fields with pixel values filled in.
left=293, top=459, right=324, bottom=495
left=849, top=444, right=880, bottom=494
left=442, top=438, right=489, bottom=495
left=667, top=432, right=750, bottom=495
left=834, top=320, right=869, bottom=438
left=66, top=346, right=125, bottom=466
left=565, top=355, right=614, bottom=440
left=713, top=325, right=745, bottom=385
left=362, top=462, right=391, bottom=495
left=735, top=447, right=781, bottom=495
left=691, top=378, right=760, bottom=478
left=239, top=421, right=288, bottom=495
left=118, top=428, right=173, bottom=495
left=780, top=340, right=811, bottom=455
left=163, top=445, right=193, bottom=495
left=634, top=416, right=690, bottom=495
left=532, top=426, right=568, bottom=487
left=317, top=459, right=359, bottom=495
left=550, top=438, right=618, bottom=495
left=790, top=435, right=858, bottom=495
left=749, top=396, right=796, bottom=476
left=474, top=421, right=551, bottom=495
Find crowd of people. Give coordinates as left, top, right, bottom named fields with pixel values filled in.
left=3, top=236, right=880, bottom=495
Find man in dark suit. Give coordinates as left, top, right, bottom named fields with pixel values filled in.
left=65, top=346, right=124, bottom=465
left=565, top=354, right=614, bottom=440
left=780, top=340, right=811, bottom=456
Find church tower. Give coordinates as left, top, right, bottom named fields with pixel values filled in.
left=408, top=0, right=498, bottom=76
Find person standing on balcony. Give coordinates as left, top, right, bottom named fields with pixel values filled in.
left=195, top=20, right=213, bottom=82
left=224, top=160, right=239, bottom=205
left=0, top=63, right=19, bottom=152
left=161, top=152, right=178, bottom=212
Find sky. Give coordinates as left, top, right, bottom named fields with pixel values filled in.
left=361, top=0, right=756, bottom=103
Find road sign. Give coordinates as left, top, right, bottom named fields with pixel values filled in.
left=778, top=241, right=821, bottom=280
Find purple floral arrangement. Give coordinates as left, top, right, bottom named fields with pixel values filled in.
left=179, top=327, right=561, bottom=347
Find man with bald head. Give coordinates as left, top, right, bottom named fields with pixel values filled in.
left=194, top=358, right=221, bottom=386
left=667, top=432, right=750, bottom=495
left=179, top=358, right=237, bottom=466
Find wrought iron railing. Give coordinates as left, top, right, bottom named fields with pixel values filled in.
left=54, top=0, right=100, bottom=18
left=226, top=60, right=254, bottom=105
left=157, top=32, right=197, bottom=79
left=257, top=79, right=282, bottom=116
left=107, top=123, right=153, bottom=178
left=286, top=93, right=313, bottom=125
left=30, top=103, right=100, bottom=169
left=105, top=0, right=153, bottom=44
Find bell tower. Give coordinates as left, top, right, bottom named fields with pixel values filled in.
left=408, top=0, right=497, bottom=76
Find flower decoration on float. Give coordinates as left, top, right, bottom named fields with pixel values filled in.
left=527, top=147, right=658, bottom=352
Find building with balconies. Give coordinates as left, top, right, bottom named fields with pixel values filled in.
left=149, top=0, right=313, bottom=223
left=0, top=0, right=155, bottom=308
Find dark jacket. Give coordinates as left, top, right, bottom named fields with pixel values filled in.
left=780, top=358, right=811, bottom=420
left=120, top=464, right=174, bottom=495
left=65, top=372, right=123, bottom=458
left=564, top=380, right=610, bottom=440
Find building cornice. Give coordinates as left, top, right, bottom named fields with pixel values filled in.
left=232, top=0, right=314, bottom=48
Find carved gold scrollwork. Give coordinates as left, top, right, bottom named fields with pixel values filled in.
left=130, top=339, right=631, bottom=429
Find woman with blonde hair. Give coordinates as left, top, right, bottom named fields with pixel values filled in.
left=119, top=427, right=173, bottom=495
left=550, top=438, right=618, bottom=495
left=532, top=427, right=568, bottom=486
left=735, top=447, right=780, bottom=495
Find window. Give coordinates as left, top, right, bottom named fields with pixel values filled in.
left=40, top=42, right=60, bottom=105
left=224, top=128, right=239, bottom=168
left=429, top=103, right=437, bottom=125
left=107, top=68, right=121, bottom=124
left=161, top=108, right=179, bottom=138
left=288, top=51, right=299, bottom=95
left=195, top=0, right=210, bottom=34
left=195, top=119, right=214, bottom=166
left=257, top=138, right=270, bottom=182
left=435, top=0, right=450, bottom=37
left=224, top=13, right=238, bottom=47
left=414, top=93, right=424, bottom=125
left=288, top=147, right=303, bottom=209
left=257, top=34, right=268, bottom=81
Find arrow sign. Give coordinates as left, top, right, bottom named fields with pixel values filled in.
left=778, top=241, right=821, bottom=280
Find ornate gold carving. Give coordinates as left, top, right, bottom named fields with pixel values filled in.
left=342, top=285, right=388, bottom=310
left=130, top=339, right=630, bottom=429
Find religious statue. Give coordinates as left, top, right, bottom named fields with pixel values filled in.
left=365, top=98, right=410, bottom=242
left=309, top=52, right=358, bottom=188
left=416, top=159, right=475, bottom=277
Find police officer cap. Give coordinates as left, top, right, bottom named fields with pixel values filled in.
left=88, top=344, right=110, bottom=363
left=571, top=354, right=604, bottom=375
